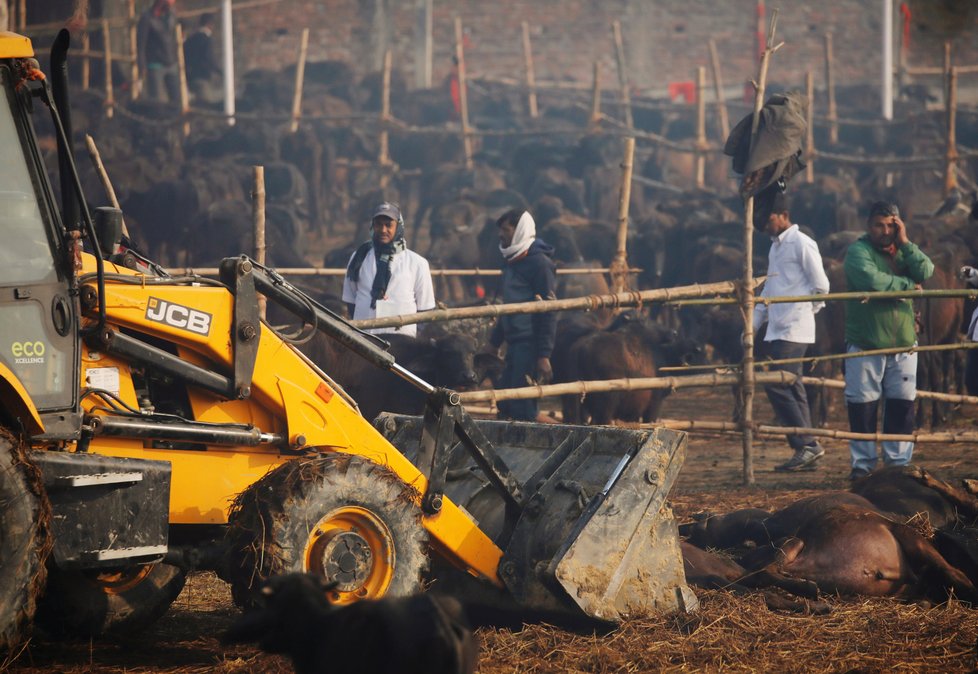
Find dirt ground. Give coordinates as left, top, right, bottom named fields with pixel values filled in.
left=8, top=385, right=978, bottom=674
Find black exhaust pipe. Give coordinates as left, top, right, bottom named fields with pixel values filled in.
left=49, top=29, right=80, bottom=232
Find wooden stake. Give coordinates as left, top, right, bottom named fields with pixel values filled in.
left=708, top=38, right=730, bottom=141
left=805, top=70, right=815, bottom=182
left=378, top=48, right=392, bottom=188
left=741, top=9, right=783, bottom=486
left=454, top=16, right=473, bottom=170
left=610, top=137, right=635, bottom=294
left=694, top=66, right=706, bottom=189
left=175, top=22, right=190, bottom=136
left=611, top=20, right=633, bottom=129
left=824, top=33, right=837, bottom=145
left=289, top=28, right=309, bottom=133
left=18, top=0, right=25, bottom=31
left=84, top=134, right=131, bottom=240
left=128, top=0, right=139, bottom=100
left=589, top=60, right=601, bottom=130
left=253, top=166, right=266, bottom=320
left=81, top=31, right=90, bottom=90
left=102, top=19, right=114, bottom=119
left=944, top=66, right=958, bottom=196
left=521, top=21, right=539, bottom=119
left=943, top=41, right=952, bottom=109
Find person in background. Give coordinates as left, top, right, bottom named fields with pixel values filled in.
left=342, top=202, right=434, bottom=338
left=483, top=209, right=557, bottom=422
left=183, top=12, right=220, bottom=104
left=752, top=186, right=831, bottom=471
left=843, top=201, right=934, bottom=480
left=137, top=0, right=179, bottom=103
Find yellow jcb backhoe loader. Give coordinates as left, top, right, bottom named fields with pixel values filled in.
left=0, top=29, right=695, bottom=649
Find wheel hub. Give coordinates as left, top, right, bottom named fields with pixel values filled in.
left=320, top=531, right=372, bottom=591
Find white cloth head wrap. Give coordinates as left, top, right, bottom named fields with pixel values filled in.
left=499, top=211, right=536, bottom=261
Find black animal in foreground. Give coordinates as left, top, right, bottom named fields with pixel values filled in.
left=223, top=573, right=477, bottom=674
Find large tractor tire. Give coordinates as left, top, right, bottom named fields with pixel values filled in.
left=0, top=431, right=49, bottom=652
left=224, top=453, right=428, bottom=609
left=35, top=563, right=186, bottom=639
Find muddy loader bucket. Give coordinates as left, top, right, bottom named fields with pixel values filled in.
left=376, top=414, right=697, bottom=622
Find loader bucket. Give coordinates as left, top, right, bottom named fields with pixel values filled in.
left=376, top=415, right=698, bottom=623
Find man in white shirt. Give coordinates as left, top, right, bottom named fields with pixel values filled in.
left=753, top=188, right=831, bottom=471
left=342, top=202, right=435, bottom=338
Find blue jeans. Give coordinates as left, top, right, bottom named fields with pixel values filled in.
left=843, top=343, right=917, bottom=472
left=496, top=340, right=538, bottom=421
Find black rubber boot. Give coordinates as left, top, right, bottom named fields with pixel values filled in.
left=883, top=398, right=915, bottom=435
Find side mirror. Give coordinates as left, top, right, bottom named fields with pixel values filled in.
left=93, top=206, right=123, bottom=256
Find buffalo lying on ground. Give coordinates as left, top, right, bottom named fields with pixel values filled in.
left=223, top=573, right=477, bottom=674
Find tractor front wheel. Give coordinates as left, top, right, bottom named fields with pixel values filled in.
left=225, top=453, right=428, bottom=608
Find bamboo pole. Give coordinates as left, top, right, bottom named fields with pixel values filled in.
left=17, top=0, right=24, bottom=31
left=175, top=22, right=191, bottom=136
left=289, top=27, right=310, bottom=134
left=589, top=61, right=601, bottom=131
left=944, top=65, right=959, bottom=196
left=694, top=65, right=706, bottom=189
left=824, top=33, right=838, bottom=145
left=378, top=47, right=392, bottom=177
left=611, top=137, right=635, bottom=294
left=943, top=40, right=951, bottom=106
left=521, top=21, right=538, bottom=119
left=84, top=134, right=131, bottom=240
left=163, top=266, right=639, bottom=278
left=611, top=20, right=633, bottom=129
left=639, top=420, right=978, bottom=445
left=81, top=31, right=90, bottom=90
left=454, top=16, right=474, bottom=170
left=708, top=38, right=730, bottom=142
left=128, top=0, right=139, bottom=100
left=102, top=19, right=114, bottom=119
left=354, top=277, right=762, bottom=330
left=253, top=166, right=266, bottom=320
left=805, top=70, right=815, bottom=182
left=740, top=9, right=783, bottom=486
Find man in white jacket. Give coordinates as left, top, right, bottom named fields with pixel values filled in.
left=343, top=202, right=435, bottom=338
left=753, top=189, right=831, bottom=471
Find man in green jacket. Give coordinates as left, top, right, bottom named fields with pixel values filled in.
left=843, top=201, right=934, bottom=480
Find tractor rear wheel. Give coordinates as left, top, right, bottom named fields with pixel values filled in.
left=225, top=453, right=428, bottom=608
left=35, top=562, right=186, bottom=639
left=0, top=431, right=49, bottom=652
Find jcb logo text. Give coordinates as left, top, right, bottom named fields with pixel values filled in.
left=145, top=298, right=212, bottom=336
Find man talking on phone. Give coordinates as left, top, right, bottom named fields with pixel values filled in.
left=842, top=201, right=934, bottom=480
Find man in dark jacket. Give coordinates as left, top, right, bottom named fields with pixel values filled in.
left=137, top=0, right=179, bottom=103
left=183, top=13, right=220, bottom=104
left=843, top=201, right=934, bottom=479
left=485, top=209, right=557, bottom=422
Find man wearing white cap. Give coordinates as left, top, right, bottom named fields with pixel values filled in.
left=343, top=202, right=435, bottom=337
left=485, top=209, right=558, bottom=421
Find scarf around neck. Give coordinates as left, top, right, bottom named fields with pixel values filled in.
left=346, top=230, right=406, bottom=309
left=500, top=211, right=536, bottom=262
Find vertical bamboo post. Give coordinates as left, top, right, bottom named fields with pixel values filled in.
left=17, top=0, right=24, bottom=31
left=85, top=134, right=132, bottom=240
left=289, top=28, right=310, bottom=134
left=81, top=30, right=90, bottom=90
left=521, top=21, right=538, bottom=119
left=695, top=65, right=706, bottom=190
left=896, top=5, right=907, bottom=94
left=805, top=70, right=815, bottom=183
left=253, top=166, right=267, bottom=320
left=589, top=60, right=601, bottom=130
left=708, top=38, right=730, bottom=141
left=175, top=22, right=191, bottom=136
left=943, top=41, right=952, bottom=108
left=944, top=66, right=958, bottom=197
left=610, top=137, right=635, bottom=295
left=102, top=19, right=114, bottom=119
left=611, top=20, right=633, bottom=129
left=824, top=33, right=838, bottom=145
left=454, top=16, right=473, bottom=170
left=378, top=48, right=393, bottom=189
left=741, top=9, right=783, bottom=486
left=128, top=0, right=139, bottom=100
left=415, top=0, right=432, bottom=89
